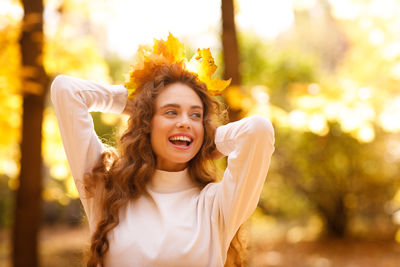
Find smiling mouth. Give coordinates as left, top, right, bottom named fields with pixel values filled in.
left=169, top=136, right=192, bottom=147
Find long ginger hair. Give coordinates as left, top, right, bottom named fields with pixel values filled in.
left=84, top=63, right=246, bottom=266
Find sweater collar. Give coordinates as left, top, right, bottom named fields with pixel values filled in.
left=148, top=168, right=197, bottom=193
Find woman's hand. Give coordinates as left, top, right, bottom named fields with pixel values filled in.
left=122, top=99, right=134, bottom=115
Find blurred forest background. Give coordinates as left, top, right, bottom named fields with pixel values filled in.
left=1, top=0, right=400, bottom=266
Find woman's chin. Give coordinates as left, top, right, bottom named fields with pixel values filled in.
left=168, top=156, right=192, bottom=165
left=155, top=145, right=201, bottom=170
left=168, top=146, right=200, bottom=162
left=155, top=155, right=190, bottom=170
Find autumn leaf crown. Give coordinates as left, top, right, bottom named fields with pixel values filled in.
left=125, top=33, right=231, bottom=99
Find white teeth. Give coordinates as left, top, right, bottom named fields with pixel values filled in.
left=169, top=136, right=192, bottom=142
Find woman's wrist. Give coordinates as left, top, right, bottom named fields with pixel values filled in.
left=122, top=99, right=134, bottom=115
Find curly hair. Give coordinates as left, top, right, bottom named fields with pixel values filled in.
left=83, top=62, right=246, bottom=267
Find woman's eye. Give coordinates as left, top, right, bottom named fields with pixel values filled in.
left=191, top=113, right=202, bottom=119
left=165, top=110, right=177, bottom=116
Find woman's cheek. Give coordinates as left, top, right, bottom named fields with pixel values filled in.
left=196, top=124, right=205, bottom=151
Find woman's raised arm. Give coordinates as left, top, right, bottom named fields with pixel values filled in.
left=211, top=115, right=275, bottom=248
left=50, top=75, right=127, bottom=199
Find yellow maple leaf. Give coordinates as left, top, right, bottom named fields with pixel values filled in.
left=194, top=48, right=217, bottom=76
left=188, top=48, right=231, bottom=95
left=205, top=77, right=232, bottom=96
left=153, top=33, right=186, bottom=63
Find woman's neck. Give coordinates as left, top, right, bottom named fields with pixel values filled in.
left=148, top=168, right=196, bottom=193
left=155, top=160, right=187, bottom=172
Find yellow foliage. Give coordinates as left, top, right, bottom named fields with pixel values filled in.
left=42, top=183, right=70, bottom=205
left=395, top=228, right=400, bottom=243
left=0, top=0, right=111, bottom=204
left=153, top=34, right=186, bottom=63
left=64, top=176, right=79, bottom=199
left=101, top=113, right=120, bottom=126
left=42, top=107, right=79, bottom=199
left=188, top=48, right=231, bottom=96
left=125, top=33, right=231, bottom=98
left=0, top=158, right=19, bottom=179
left=8, top=177, right=19, bottom=190
left=0, top=16, right=22, bottom=169
left=224, top=86, right=244, bottom=110
left=228, top=1, right=400, bottom=144
left=44, top=34, right=110, bottom=82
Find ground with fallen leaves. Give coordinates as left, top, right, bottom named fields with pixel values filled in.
left=1, top=225, right=400, bottom=267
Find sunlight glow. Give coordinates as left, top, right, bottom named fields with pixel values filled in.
left=289, top=110, right=307, bottom=130
left=339, top=104, right=375, bottom=133
left=394, top=210, right=400, bottom=225
left=0, top=0, right=23, bottom=30
left=292, top=0, right=317, bottom=11
left=307, top=83, right=320, bottom=95
left=103, top=0, right=295, bottom=58
left=0, top=159, right=18, bottom=178
left=339, top=109, right=361, bottom=132
left=297, top=96, right=325, bottom=110
left=359, top=17, right=373, bottom=31
left=286, top=226, right=305, bottom=243
left=356, top=103, right=376, bottom=121
left=251, top=86, right=270, bottom=104
left=382, top=41, right=400, bottom=60
left=380, top=97, right=400, bottom=132
left=248, top=104, right=271, bottom=118
left=236, top=0, right=294, bottom=39
left=369, top=28, right=385, bottom=46
left=367, top=0, right=397, bottom=19
left=356, top=124, right=375, bottom=143
left=385, top=141, right=400, bottom=163
left=323, top=103, right=341, bottom=120
left=390, top=62, right=400, bottom=79
left=50, top=164, right=69, bottom=180
left=101, top=113, right=120, bottom=126
left=308, top=114, right=328, bottom=136
left=380, top=113, right=400, bottom=132
left=340, top=78, right=358, bottom=101
left=65, top=177, right=79, bottom=199
left=329, top=0, right=363, bottom=20
left=43, top=185, right=71, bottom=205
left=43, top=114, right=58, bottom=136
left=358, top=87, right=372, bottom=101
left=270, top=106, right=289, bottom=128
left=106, top=0, right=221, bottom=59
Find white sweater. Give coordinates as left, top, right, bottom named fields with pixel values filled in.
left=50, top=75, right=275, bottom=267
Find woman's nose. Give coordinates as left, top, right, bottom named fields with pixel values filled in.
left=176, top=116, right=191, bottom=129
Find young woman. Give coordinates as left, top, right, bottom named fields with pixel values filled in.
left=51, top=61, right=274, bottom=266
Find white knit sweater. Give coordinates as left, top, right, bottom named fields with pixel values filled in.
left=51, top=75, right=275, bottom=267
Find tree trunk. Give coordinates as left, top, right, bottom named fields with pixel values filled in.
left=318, top=197, right=347, bottom=238
left=221, top=0, right=241, bottom=122
left=12, top=0, right=48, bottom=266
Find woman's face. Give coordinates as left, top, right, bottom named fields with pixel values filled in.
left=150, top=82, right=204, bottom=171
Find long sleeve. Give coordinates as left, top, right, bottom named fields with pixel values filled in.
left=50, top=75, right=127, bottom=219
left=213, top=115, right=275, bottom=248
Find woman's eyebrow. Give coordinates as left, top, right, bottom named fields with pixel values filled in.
left=191, top=105, right=203, bottom=110
left=160, top=103, right=180, bottom=109
left=160, top=103, right=203, bottom=110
